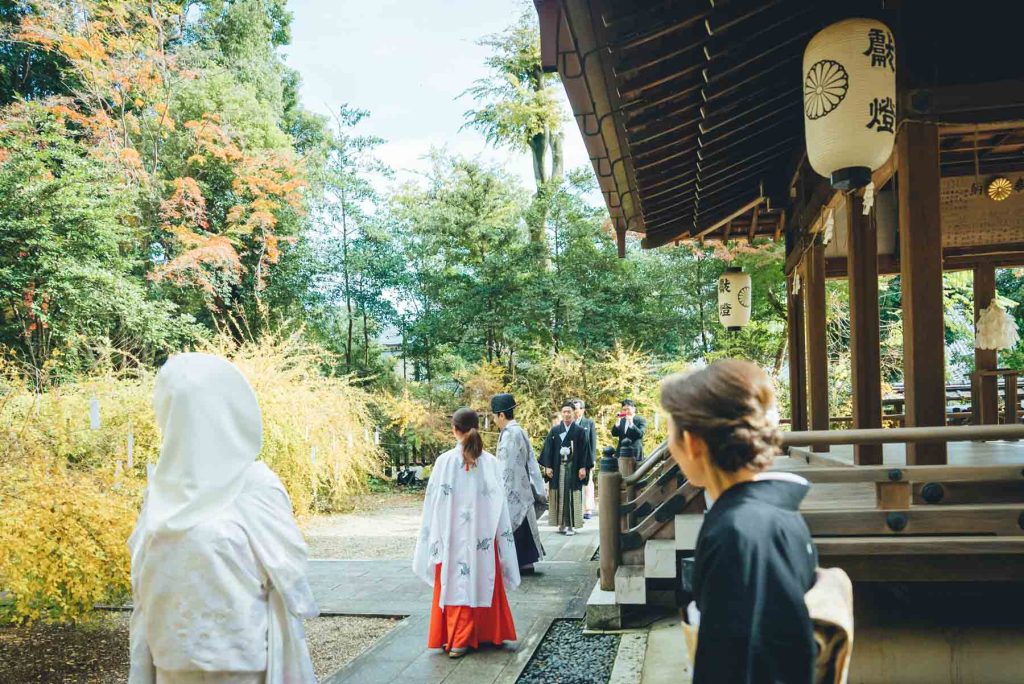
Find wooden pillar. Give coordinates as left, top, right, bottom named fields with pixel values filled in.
left=805, top=242, right=829, bottom=451
left=616, top=223, right=627, bottom=259
left=898, top=122, right=947, bottom=464
left=973, top=265, right=998, bottom=425
left=787, top=272, right=808, bottom=432
left=598, top=450, right=621, bottom=591
left=847, top=194, right=883, bottom=464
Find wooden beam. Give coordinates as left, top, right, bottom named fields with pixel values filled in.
left=898, top=122, right=947, bottom=465
left=615, top=223, right=627, bottom=259
left=692, top=196, right=764, bottom=240
left=774, top=209, right=785, bottom=242
left=722, top=220, right=732, bottom=242
left=902, top=79, right=1024, bottom=124
left=847, top=194, right=883, bottom=465
left=794, top=464, right=1024, bottom=484
left=805, top=242, right=829, bottom=451
left=747, top=203, right=759, bottom=242
left=804, top=504, right=1024, bottom=537
left=973, top=264, right=999, bottom=425
left=787, top=272, right=808, bottom=432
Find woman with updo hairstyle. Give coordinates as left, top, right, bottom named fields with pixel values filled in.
left=661, top=359, right=817, bottom=684
left=413, top=407, right=520, bottom=659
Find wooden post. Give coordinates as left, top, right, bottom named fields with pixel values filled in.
left=598, top=448, right=621, bottom=591
left=619, top=456, right=636, bottom=530
left=973, top=265, right=998, bottom=425
left=898, top=122, right=947, bottom=465
left=847, top=194, right=883, bottom=464
left=1005, top=373, right=1018, bottom=426
left=787, top=272, right=809, bottom=432
left=805, top=242, right=829, bottom=451
left=616, top=223, right=627, bottom=259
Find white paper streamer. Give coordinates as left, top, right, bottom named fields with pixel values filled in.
left=862, top=181, right=875, bottom=214
left=822, top=208, right=835, bottom=245
left=975, top=300, right=1020, bottom=350
left=89, top=398, right=101, bottom=431
left=310, top=445, right=317, bottom=464
left=374, top=428, right=381, bottom=445
left=792, top=273, right=802, bottom=295
left=126, top=424, right=135, bottom=469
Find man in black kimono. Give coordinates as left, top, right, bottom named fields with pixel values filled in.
left=539, top=402, right=592, bottom=535
left=572, top=399, right=598, bottom=519
left=611, top=398, right=647, bottom=461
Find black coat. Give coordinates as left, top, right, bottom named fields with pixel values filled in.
left=576, top=417, right=598, bottom=464
left=538, top=422, right=592, bottom=491
left=611, top=415, right=647, bottom=461
left=692, top=478, right=817, bottom=684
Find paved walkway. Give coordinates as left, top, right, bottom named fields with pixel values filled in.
left=314, top=517, right=600, bottom=684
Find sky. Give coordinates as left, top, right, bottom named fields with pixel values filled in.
left=282, top=0, right=592, bottom=191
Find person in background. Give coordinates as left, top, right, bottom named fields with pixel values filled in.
left=660, top=360, right=817, bottom=684
left=539, top=402, right=592, bottom=535
left=413, top=407, right=520, bottom=659
left=611, top=399, right=647, bottom=462
left=129, top=353, right=318, bottom=684
left=572, top=399, right=598, bottom=519
left=491, top=393, right=547, bottom=575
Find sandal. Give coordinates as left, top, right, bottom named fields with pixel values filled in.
left=449, top=648, right=468, bottom=659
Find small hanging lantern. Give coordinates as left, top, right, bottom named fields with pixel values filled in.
left=975, top=299, right=1020, bottom=350
left=803, top=18, right=896, bottom=190
left=718, top=267, right=752, bottom=331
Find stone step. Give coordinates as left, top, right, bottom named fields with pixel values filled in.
left=675, top=513, right=704, bottom=551
left=644, top=539, right=677, bottom=579
left=614, top=564, right=647, bottom=605
left=585, top=580, right=623, bottom=630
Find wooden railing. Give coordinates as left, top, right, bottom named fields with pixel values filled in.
left=597, top=423, right=1024, bottom=593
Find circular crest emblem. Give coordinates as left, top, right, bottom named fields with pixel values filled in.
left=737, top=286, right=751, bottom=308
left=804, top=59, right=848, bottom=120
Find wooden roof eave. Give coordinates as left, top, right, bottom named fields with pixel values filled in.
left=559, top=0, right=646, bottom=234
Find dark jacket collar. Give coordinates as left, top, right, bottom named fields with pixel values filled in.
left=712, top=476, right=810, bottom=512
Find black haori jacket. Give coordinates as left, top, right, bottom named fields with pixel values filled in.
left=692, top=478, right=817, bottom=684
left=538, top=422, right=593, bottom=491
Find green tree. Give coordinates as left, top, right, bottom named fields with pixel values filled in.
left=0, top=103, right=200, bottom=382
left=462, top=9, right=563, bottom=246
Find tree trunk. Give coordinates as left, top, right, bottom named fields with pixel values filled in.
left=697, top=255, right=710, bottom=356
left=341, top=191, right=353, bottom=373
left=774, top=336, right=788, bottom=376
left=362, top=301, right=369, bottom=367
left=549, top=129, right=564, bottom=184
left=528, top=131, right=550, bottom=246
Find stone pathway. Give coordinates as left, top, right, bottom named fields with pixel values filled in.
left=311, top=517, right=600, bottom=684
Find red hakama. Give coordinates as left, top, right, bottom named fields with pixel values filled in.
left=427, top=546, right=517, bottom=652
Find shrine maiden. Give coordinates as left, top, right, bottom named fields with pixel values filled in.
left=413, top=407, right=520, bottom=658
left=128, top=353, right=317, bottom=684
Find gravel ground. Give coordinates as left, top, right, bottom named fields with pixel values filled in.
left=303, top=489, right=425, bottom=560
left=517, top=619, right=620, bottom=684
left=0, top=612, right=398, bottom=684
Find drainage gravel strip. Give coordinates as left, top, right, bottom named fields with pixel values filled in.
left=517, top=618, right=620, bottom=684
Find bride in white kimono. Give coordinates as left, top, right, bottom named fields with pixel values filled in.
left=413, top=407, right=521, bottom=658
left=128, top=353, right=318, bottom=684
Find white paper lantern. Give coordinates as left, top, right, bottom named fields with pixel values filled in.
left=803, top=18, right=895, bottom=190
left=718, top=268, right=752, bottom=330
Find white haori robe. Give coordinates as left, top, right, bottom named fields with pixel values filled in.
left=129, top=463, right=318, bottom=684
left=496, top=421, right=546, bottom=560
left=413, top=446, right=521, bottom=608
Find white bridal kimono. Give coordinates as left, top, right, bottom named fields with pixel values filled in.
left=413, top=446, right=521, bottom=608
left=128, top=353, right=318, bottom=684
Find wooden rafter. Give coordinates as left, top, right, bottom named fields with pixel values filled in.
left=747, top=203, right=760, bottom=242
